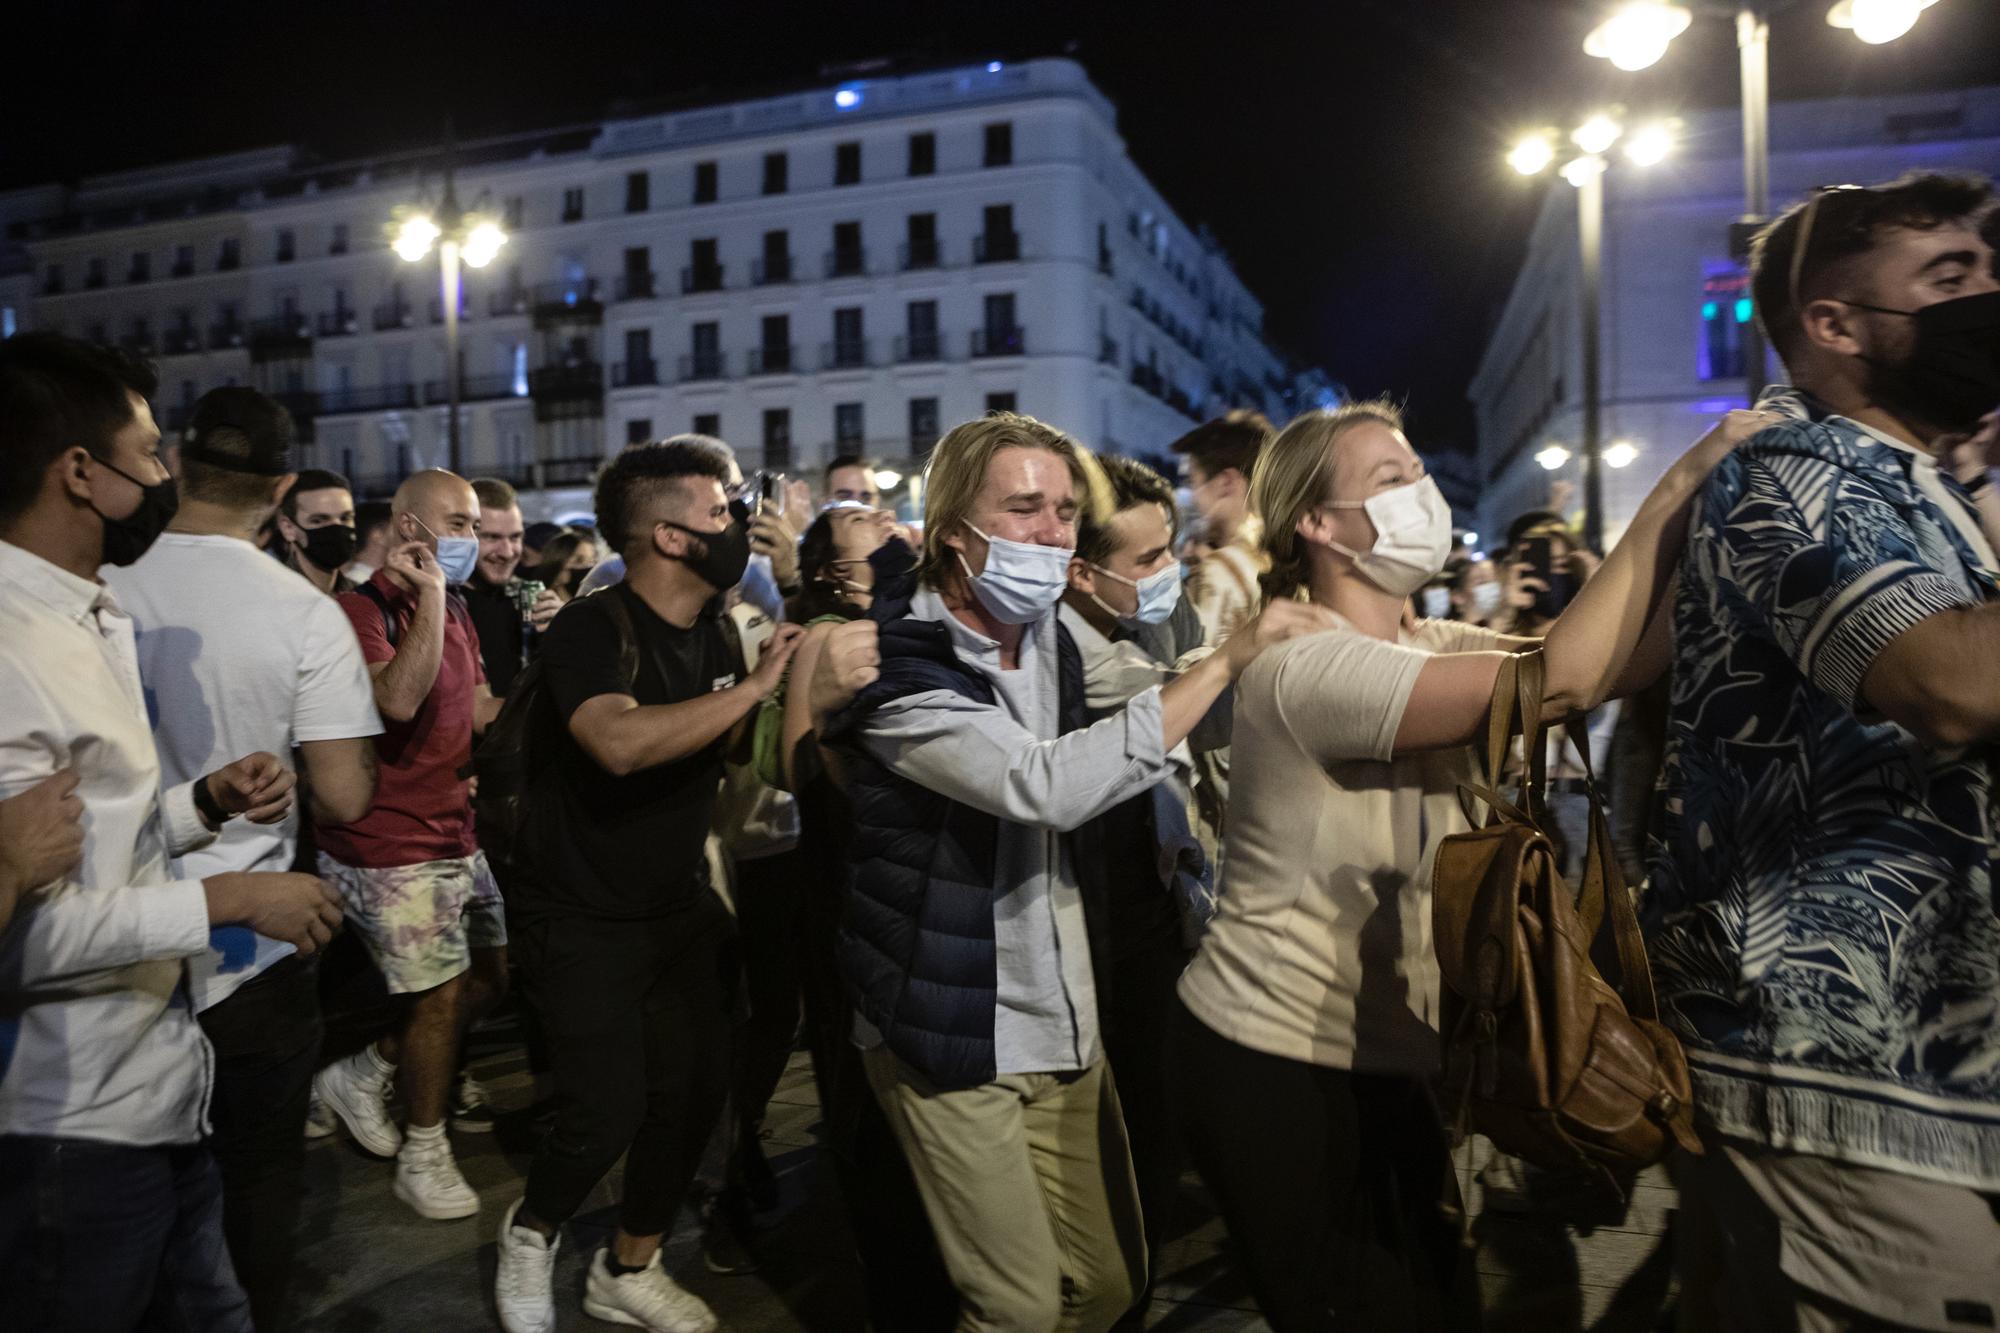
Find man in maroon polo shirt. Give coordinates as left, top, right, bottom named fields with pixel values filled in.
left=311, top=468, right=505, bottom=1221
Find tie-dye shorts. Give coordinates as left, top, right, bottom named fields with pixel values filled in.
left=317, top=849, right=507, bottom=994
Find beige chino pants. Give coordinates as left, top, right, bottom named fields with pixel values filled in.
left=864, top=1047, right=1148, bottom=1333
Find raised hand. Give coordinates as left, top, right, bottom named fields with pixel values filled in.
left=1222, top=599, right=1341, bottom=675
left=385, top=539, right=446, bottom=595
left=748, top=622, right=809, bottom=697
left=208, top=752, right=297, bottom=825
left=808, top=619, right=882, bottom=719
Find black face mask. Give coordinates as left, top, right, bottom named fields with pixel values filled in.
left=1851, top=290, right=2000, bottom=433
left=658, top=518, right=751, bottom=592
left=90, top=457, right=179, bottom=567
left=297, top=522, right=359, bottom=572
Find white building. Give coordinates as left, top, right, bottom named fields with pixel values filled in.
left=0, top=58, right=1303, bottom=510
left=1470, top=82, right=2000, bottom=551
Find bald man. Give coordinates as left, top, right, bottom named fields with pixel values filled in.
left=311, top=469, right=506, bottom=1222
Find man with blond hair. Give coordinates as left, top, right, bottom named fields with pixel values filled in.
left=827, top=411, right=1329, bottom=1331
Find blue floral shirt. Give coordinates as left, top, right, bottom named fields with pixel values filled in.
left=1649, top=387, right=2000, bottom=1190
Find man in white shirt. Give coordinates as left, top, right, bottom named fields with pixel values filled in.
left=0, top=333, right=343, bottom=1333
left=107, top=386, right=382, bottom=1332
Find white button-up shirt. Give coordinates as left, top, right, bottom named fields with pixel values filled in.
left=0, top=538, right=216, bottom=1146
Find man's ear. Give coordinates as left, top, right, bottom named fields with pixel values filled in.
left=1065, top=556, right=1095, bottom=595
left=1799, top=298, right=1866, bottom=358
left=269, top=472, right=298, bottom=512
left=1214, top=466, right=1247, bottom=500
left=58, top=446, right=95, bottom=504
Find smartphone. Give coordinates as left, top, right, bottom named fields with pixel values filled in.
left=1518, top=536, right=1575, bottom=619
left=1520, top=536, right=1556, bottom=586
left=749, top=469, right=786, bottom=518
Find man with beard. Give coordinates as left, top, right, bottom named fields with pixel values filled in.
left=464, top=477, right=560, bottom=698
left=275, top=468, right=361, bottom=595
left=1651, top=172, right=2000, bottom=1328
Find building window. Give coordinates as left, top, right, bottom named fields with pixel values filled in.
left=909, top=396, right=941, bottom=455
left=562, top=187, right=585, bottom=222
left=626, top=418, right=653, bottom=445
left=128, top=252, right=150, bottom=284
left=43, top=263, right=64, bottom=295
left=1699, top=269, right=1752, bottom=381
left=758, top=314, right=792, bottom=374
left=977, top=204, right=1018, bottom=263
left=276, top=229, right=295, bottom=263
left=904, top=212, right=939, bottom=270
left=762, top=407, right=792, bottom=467
left=908, top=131, right=936, bottom=177
left=694, top=412, right=720, bottom=437
left=983, top=121, right=1013, bottom=167
left=688, top=320, right=722, bottom=379
left=693, top=161, right=717, bottom=204
left=835, top=141, right=862, bottom=186
left=762, top=152, right=788, bottom=196
left=830, top=220, right=864, bottom=278
left=903, top=299, right=940, bottom=362
left=625, top=171, right=650, bottom=213
left=831, top=306, right=865, bottom=368
left=835, top=402, right=864, bottom=447
left=86, top=258, right=106, bottom=289
left=686, top=238, right=722, bottom=293
left=504, top=196, right=524, bottom=229
left=218, top=239, right=241, bottom=271
left=985, top=392, right=1017, bottom=415
left=757, top=230, right=792, bottom=286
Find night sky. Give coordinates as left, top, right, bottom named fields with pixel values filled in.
left=8, top=0, right=1999, bottom=452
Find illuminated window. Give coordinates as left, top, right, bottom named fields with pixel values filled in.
left=1699, top=269, right=1751, bottom=381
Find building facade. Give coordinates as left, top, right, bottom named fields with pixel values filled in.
left=0, top=59, right=1303, bottom=511
left=1469, top=83, right=2000, bottom=552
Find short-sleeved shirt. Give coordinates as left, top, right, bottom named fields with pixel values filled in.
left=317, top=569, right=483, bottom=869
left=513, top=584, right=741, bottom=922
left=107, top=533, right=382, bottom=1009
left=1649, top=387, right=2000, bottom=1191
left=463, top=577, right=528, bottom=696
left=1178, top=615, right=1506, bottom=1074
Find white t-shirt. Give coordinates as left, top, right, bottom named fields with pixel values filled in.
left=108, top=533, right=382, bottom=1010
left=1177, top=615, right=1506, bottom=1075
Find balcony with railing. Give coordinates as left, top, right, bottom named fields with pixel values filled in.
left=418, top=374, right=525, bottom=405
left=614, top=271, right=657, bottom=302
left=248, top=316, right=312, bottom=359
left=319, top=383, right=418, bottom=415
left=746, top=345, right=796, bottom=376
left=85, top=269, right=106, bottom=291
left=899, top=239, right=941, bottom=272
left=428, top=296, right=473, bottom=325
left=162, top=327, right=202, bottom=357
left=528, top=363, right=604, bottom=409
left=531, top=279, right=603, bottom=324
left=317, top=309, right=360, bottom=338
left=824, top=247, right=868, bottom=280
left=488, top=287, right=530, bottom=318
left=678, top=351, right=727, bottom=382
left=1130, top=363, right=1165, bottom=397
left=207, top=319, right=245, bottom=350
left=970, top=327, right=1025, bottom=358
left=373, top=302, right=415, bottom=332
left=541, top=455, right=604, bottom=487
left=270, top=389, right=320, bottom=424
left=751, top=255, right=794, bottom=286
left=822, top=338, right=872, bottom=371
left=119, top=333, right=156, bottom=358
left=894, top=332, right=943, bottom=364
left=41, top=273, right=64, bottom=296
left=973, top=231, right=1021, bottom=264
left=171, top=258, right=196, bottom=278
left=612, top=359, right=659, bottom=388
left=681, top=264, right=725, bottom=294
left=1098, top=336, right=1119, bottom=365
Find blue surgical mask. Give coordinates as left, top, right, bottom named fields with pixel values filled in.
left=1090, top=561, right=1182, bottom=626
left=414, top=515, right=480, bottom=585
left=956, top=522, right=1073, bottom=625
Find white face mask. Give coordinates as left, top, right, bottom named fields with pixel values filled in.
left=1321, top=477, right=1454, bottom=598
left=956, top=522, right=1074, bottom=624
left=1090, top=560, right=1182, bottom=627
left=1471, top=581, right=1504, bottom=619
left=1420, top=585, right=1453, bottom=620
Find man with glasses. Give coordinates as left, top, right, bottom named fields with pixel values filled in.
left=1651, top=172, right=2000, bottom=1328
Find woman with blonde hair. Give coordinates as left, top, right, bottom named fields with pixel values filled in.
left=1172, top=398, right=1771, bottom=1330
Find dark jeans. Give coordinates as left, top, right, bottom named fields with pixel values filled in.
left=0, top=1135, right=251, bottom=1332
left=732, top=848, right=807, bottom=1137
left=1173, top=1001, right=1479, bottom=1333
left=518, top=902, right=736, bottom=1237
left=1099, top=936, right=1194, bottom=1321
left=198, top=953, right=321, bottom=1333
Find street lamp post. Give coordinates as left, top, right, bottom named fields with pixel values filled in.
left=393, top=170, right=506, bottom=478
left=1582, top=1, right=1945, bottom=401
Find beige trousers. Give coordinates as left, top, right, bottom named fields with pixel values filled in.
left=1677, top=1138, right=2000, bottom=1333
left=864, top=1047, right=1148, bottom=1333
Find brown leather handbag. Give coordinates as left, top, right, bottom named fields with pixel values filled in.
left=1431, top=649, right=1700, bottom=1202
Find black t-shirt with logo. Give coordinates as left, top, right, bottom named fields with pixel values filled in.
left=515, top=583, right=741, bottom=921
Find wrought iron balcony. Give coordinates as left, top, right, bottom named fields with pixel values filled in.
left=678, top=351, right=727, bottom=382
left=372, top=303, right=415, bottom=332
left=822, top=338, right=871, bottom=371
left=970, top=327, right=1025, bottom=358
left=614, top=272, right=657, bottom=302
left=893, top=332, right=943, bottom=364
left=899, top=239, right=941, bottom=271
left=318, top=383, right=419, bottom=414
left=681, top=264, right=725, bottom=294
left=973, top=232, right=1020, bottom=264
left=824, top=248, right=868, bottom=280
left=746, top=345, right=796, bottom=376
left=316, top=310, right=360, bottom=338
left=751, top=255, right=794, bottom=286
left=612, top=359, right=659, bottom=388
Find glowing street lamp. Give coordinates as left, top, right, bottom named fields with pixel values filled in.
left=1508, top=134, right=1557, bottom=177
left=1827, top=0, right=1940, bottom=43
left=1537, top=445, right=1573, bottom=471
left=1604, top=440, right=1641, bottom=469
left=1571, top=114, right=1625, bottom=157
left=873, top=468, right=904, bottom=492
left=391, top=170, right=506, bottom=476
left=1624, top=120, right=1678, bottom=166
left=1583, top=2, right=1693, bottom=71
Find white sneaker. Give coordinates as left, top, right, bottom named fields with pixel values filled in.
left=314, top=1047, right=401, bottom=1157
left=303, top=1089, right=337, bottom=1140
left=582, top=1247, right=718, bottom=1333
left=393, top=1131, right=479, bottom=1220
left=494, top=1198, right=558, bottom=1333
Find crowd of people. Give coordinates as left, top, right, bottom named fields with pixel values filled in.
left=0, top=168, right=1997, bottom=1333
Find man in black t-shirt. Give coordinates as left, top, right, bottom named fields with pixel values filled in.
left=463, top=477, right=560, bottom=696
left=493, top=441, right=803, bottom=1333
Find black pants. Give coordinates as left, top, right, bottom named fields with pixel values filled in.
left=1172, top=1001, right=1479, bottom=1333
left=197, top=954, right=321, bottom=1333
left=732, top=848, right=807, bottom=1136
left=1099, top=937, right=1194, bottom=1318
left=518, top=903, right=736, bottom=1237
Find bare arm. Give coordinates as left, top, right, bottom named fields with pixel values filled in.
left=568, top=625, right=805, bottom=777
left=473, top=682, right=502, bottom=734
left=299, top=737, right=378, bottom=826
left=1861, top=601, right=2000, bottom=748
left=368, top=543, right=448, bottom=724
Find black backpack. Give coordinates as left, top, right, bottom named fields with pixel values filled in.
left=471, top=588, right=639, bottom=876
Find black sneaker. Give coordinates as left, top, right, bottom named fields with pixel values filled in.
left=699, top=1193, right=758, bottom=1276
left=450, top=1073, right=498, bottom=1134
left=731, top=1124, right=781, bottom=1214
